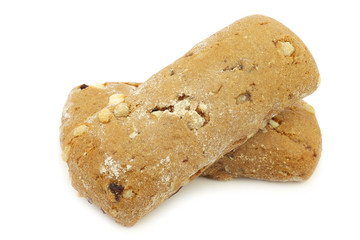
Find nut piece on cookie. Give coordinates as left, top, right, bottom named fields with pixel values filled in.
left=301, top=102, right=316, bottom=114
left=109, top=94, right=126, bottom=105
left=279, top=42, right=295, bottom=56
left=114, top=103, right=130, bottom=118
left=236, top=94, right=247, bottom=104
left=73, top=125, right=88, bottom=137
left=91, top=83, right=105, bottom=89
left=187, top=111, right=205, bottom=130
left=236, top=92, right=251, bottom=104
left=98, top=108, right=111, bottom=123
left=129, top=131, right=139, bottom=139
left=197, top=103, right=208, bottom=112
left=269, top=119, right=280, bottom=128
left=122, top=189, right=135, bottom=199
left=151, top=110, right=163, bottom=118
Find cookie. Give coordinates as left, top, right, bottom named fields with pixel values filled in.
left=63, top=83, right=321, bottom=182
left=61, top=15, right=320, bottom=226
left=203, top=101, right=322, bottom=181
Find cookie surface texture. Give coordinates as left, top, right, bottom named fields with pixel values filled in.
left=61, top=15, right=320, bottom=226
left=203, top=101, right=322, bottom=181
left=63, top=83, right=321, bottom=182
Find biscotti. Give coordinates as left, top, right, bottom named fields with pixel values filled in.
left=203, top=101, right=322, bottom=181
left=62, top=82, right=321, bottom=182
left=60, top=15, right=320, bottom=226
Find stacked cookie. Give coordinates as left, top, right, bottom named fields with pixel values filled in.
left=60, top=15, right=321, bottom=226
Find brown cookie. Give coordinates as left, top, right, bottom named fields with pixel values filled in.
left=60, top=15, right=320, bottom=226
left=203, top=101, right=322, bottom=181
left=62, top=83, right=321, bottom=182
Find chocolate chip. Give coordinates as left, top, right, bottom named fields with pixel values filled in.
left=80, top=84, right=89, bottom=90
left=109, top=183, right=124, bottom=201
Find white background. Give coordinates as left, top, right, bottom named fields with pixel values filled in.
left=1, top=0, right=359, bottom=239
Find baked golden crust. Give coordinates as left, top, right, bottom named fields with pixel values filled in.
left=60, top=15, right=320, bottom=226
